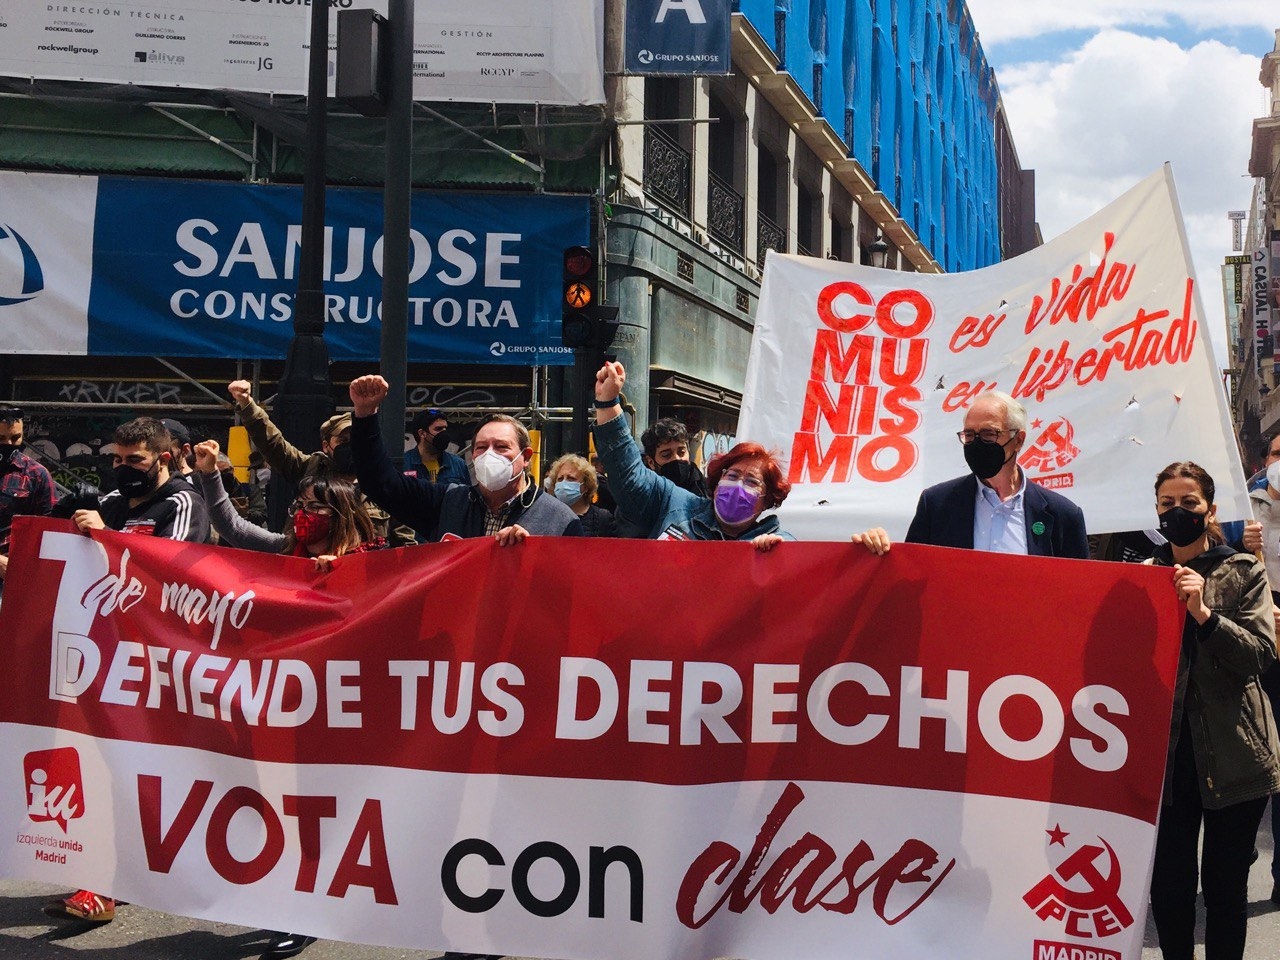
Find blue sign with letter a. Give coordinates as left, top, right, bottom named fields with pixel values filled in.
left=625, top=0, right=731, bottom=75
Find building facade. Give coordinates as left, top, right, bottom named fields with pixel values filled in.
left=1234, top=29, right=1280, bottom=467
left=0, top=0, right=1036, bottom=480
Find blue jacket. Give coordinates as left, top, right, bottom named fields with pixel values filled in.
left=905, top=473, right=1089, bottom=559
left=403, top=445, right=470, bottom=486
left=592, top=413, right=791, bottom=541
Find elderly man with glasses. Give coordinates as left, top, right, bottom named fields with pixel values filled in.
left=853, top=389, right=1089, bottom=559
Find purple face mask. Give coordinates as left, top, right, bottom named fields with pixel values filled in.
left=714, top=479, right=762, bottom=526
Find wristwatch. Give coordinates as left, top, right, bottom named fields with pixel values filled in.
left=594, top=397, right=622, bottom=409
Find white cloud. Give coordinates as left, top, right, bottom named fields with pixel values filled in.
left=996, top=29, right=1264, bottom=361
left=965, top=0, right=1275, bottom=44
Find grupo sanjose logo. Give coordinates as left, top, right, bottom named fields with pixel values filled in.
left=0, top=223, right=44, bottom=306
left=24, top=748, right=85, bottom=833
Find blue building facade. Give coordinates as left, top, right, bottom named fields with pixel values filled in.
left=735, top=0, right=1001, bottom=272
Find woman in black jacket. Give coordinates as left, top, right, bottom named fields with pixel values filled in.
left=1147, top=461, right=1280, bottom=960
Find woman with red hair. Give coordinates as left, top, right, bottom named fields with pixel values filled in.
left=591, top=361, right=792, bottom=549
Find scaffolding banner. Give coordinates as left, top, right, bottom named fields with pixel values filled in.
left=0, top=0, right=604, bottom=105
left=0, top=171, right=586, bottom=365
left=740, top=165, right=1248, bottom=538
left=0, top=517, right=1182, bottom=960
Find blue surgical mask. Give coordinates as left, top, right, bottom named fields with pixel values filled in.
left=553, top=480, right=583, bottom=505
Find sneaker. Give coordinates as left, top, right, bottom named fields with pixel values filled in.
left=43, top=889, right=115, bottom=923
left=260, top=932, right=318, bottom=959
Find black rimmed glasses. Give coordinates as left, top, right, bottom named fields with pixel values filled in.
left=289, top=499, right=334, bottom=516
left=956, top=428, right=1014, bottom=445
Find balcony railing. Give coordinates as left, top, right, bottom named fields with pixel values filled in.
left=644, top=125, right=691, bottom=219
left=707, top=171, right=744, bottom=254
left=757, top=212, right=786, bottom=267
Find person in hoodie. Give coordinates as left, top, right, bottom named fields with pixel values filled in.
left=1146, top=460, right=1280, bottom=960
left=591, top=360, right=791, bottom=550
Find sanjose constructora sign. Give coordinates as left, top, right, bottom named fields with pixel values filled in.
left=740, top=166, right=1248, bottom=538
left=0, top=517, right=1181, bottom=959
left=0, top=171, right=587, bottom=365
left=2, top=0, right=604, bottom=105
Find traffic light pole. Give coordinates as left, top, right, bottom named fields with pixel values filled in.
left=570, top=349, right=592, bottom=455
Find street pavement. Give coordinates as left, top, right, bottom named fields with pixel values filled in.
left=4, top=811, right=1280, bottom=959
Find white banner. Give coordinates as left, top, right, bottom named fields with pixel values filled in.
left=739, top=166, right=1248, bottom=539
left=0, top=0, right=604, bottom=105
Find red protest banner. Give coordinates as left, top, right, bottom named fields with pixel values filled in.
left=0, top=517, right=1181, bottom=959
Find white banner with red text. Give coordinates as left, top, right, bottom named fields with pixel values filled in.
left=0, top=518, right=1182, bottom=960
left=740, top=165, right=1247, bottom=539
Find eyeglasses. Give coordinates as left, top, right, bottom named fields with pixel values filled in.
left=722, top=469, right=766, bottom=493
left=290, top=499, right=334, bottom=516
left=956, top=428, right=1015, bottom=445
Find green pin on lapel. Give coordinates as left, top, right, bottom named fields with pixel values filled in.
left=1031, top=521, right=1046, bottom=536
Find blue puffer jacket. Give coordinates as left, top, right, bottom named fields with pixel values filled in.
left=591, top=413, right=792, bottom=542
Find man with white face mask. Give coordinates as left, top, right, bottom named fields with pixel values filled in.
left=348, top=375, right=581, bottom=543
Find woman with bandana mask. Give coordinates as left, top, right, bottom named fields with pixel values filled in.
left=194, top=439, right=384, bottom=959
left=1145, top=461, right=1280, bottom=960
left=193, top=439, right=385, bottom=565
left=545, top=453, right=615, bottom=537
left=592, top=361, right=792, bottom=549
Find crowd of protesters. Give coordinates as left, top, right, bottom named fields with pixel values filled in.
left=2, top=358, right=1280, bottom=960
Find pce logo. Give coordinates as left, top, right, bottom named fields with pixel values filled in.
left=0, top=223, right=43, bottom=307
left=1020, top=416, right=1079, bottom=474
left=24, top=748, right=85, bottom=833
left=1023, top=824, right=1133, bottom=939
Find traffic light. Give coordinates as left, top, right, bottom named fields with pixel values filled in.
left=561, top=245, right=619, bottom=352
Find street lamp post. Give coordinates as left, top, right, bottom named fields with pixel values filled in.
left=270, top=0, right=334, bottom=529
left=379, top=0, right=414, bottom=457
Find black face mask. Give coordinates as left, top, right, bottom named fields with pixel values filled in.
left=220, top=470, right=239, bottom=495
left=658, top=459, right=708, bottom=497
left=0, top=444, right=18, bottom=472
left=963, top=436, right=1013, bottom=481
left=115, top=460, right=160, bottom=499
left=329, top=442, right=355, bottom=475
left=431, top=431, right=451, bottom=455
left=1159, top=506, right=1207, bottom=548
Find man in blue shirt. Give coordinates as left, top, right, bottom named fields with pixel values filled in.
left=854, top=390, right=1089, bottom=559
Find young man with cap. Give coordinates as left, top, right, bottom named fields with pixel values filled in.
left=160, top=417, right=199, bottom=488
left=227, top=380, right=412, bottom=546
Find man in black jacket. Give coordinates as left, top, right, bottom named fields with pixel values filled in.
left=348, top=375, right=581, bottom=542
left=853, top=390, right=1088, bottom=559
left=47, top=416, right=209, bottom=926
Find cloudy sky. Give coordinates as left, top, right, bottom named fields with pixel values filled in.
left=965, top=0, right=1275, bottom=364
